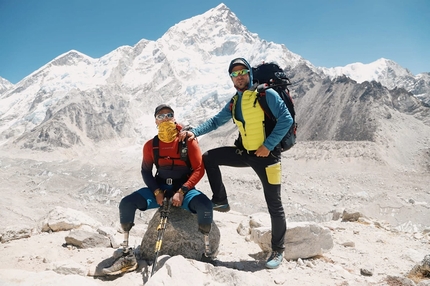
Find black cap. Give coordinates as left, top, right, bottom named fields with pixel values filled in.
left=154, top=104, right=174, bottom=117
left=228, top=58, right=248, bottom=73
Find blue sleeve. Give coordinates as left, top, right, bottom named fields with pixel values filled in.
left=191, top=101, right=232, bottom=137
left=263, top=88, right=293, bottom=151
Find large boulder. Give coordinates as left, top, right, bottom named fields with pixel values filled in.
left=39, top=206, right=102, bottom=232
left=139, top=207, right=220, bottom=261
left=250, top=220, right=333, bottom=260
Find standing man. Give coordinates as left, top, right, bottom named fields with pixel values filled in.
left=181, top=58, right=293, bottom=269
left=103, top=104, right=213, bottom=275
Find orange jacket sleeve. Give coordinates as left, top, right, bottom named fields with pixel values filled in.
left=183, top=138, right=205, bottom=189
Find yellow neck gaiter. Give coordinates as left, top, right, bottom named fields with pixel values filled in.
left=157, top=121, right=178, bottom=143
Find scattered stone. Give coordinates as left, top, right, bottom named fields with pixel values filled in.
left=360, top=266, right=374, bottom=276
left=341, top=241, right=355, bottom=247
left=341, top=209, right=362, bottom=222
left=385, top=275, right=416, bottom=286
left=237, top=219, right=250, bottom=236
left=332, top=210, right=342, bottom=221
left=407, top=254, right=430, bottom=284
left=0, top=225, right=34, bottom=242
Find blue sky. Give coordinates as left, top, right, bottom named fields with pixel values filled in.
left=0, top=0, right=429, bottom=84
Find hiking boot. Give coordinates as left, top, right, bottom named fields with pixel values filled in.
left=212, top=202, right=230, bottom=212
left=265, top=251, right=283, bottom=269
left=102, top=253, right=138, bottom=275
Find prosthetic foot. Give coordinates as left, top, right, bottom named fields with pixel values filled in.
left=102, top=252, right=138, bottom=275
left=102, top=222, right=137, bottom=275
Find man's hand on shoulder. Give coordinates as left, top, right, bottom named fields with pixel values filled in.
left=178, top=130, right=196, bottom=141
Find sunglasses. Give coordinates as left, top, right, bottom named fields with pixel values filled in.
left=155, top=112, right=174, bottom=120
left=230, top=69, right=250, bottom=77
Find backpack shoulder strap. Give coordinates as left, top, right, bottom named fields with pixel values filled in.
left=178, top=139, right=192, bottom=170
left=229, top=93, right=239, bottom=112
left=256, top=88, right=276, bottom=121
left=152, top=135, right=160, bottom=169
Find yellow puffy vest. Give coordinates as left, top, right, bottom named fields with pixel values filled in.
left=231, top=90, right=266, bottom=151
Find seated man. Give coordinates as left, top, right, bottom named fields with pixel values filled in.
left=103, top=104, right=213, bottom=275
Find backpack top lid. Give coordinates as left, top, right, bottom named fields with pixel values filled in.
left=252, top=62, right=291, bottom=87
left=252, top=62, right=295, bottom=118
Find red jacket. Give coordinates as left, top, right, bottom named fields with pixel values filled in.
left=141, top=131, right=204, bottom=192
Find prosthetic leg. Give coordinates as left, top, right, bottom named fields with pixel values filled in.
left=120, top=222, right=134, bottom=254
left=204, top=234, right=211, bottom=257
left=199, top=223, right=214, bottom=262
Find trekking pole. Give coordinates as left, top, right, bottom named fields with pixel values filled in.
left=150, top=197, right=172, bottom=277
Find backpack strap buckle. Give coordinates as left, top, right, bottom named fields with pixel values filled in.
left=166, top=178, right=173, bottom=185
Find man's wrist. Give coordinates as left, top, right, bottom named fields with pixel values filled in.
left=154, top=189, right=163, bottom=196
left=178, top=186, right=189, bottom=196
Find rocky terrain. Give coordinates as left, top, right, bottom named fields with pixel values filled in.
left=0, top=134, right=429, bottom=285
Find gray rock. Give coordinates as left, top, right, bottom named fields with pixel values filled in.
left=250, top=221, right=333, bottom=260
left=408, top=254, right=430, bottom=284
left=341, top=209, right=362, bottom=222
left=65, top=229, right=111, bottom=248
left=0, top=225, right=34, bottom=242
left=139, top=207, right=220, bottom=261
left=39, top=206, right=102, bottom=232
left=360, top=266, right=374, bottom=276
left=385, top=275, right=416, bottom=286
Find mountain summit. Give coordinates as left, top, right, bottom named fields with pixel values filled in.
left=0, top=4, right=429, bottom=173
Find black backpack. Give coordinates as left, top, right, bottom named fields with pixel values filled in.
left=152, top=136, right=191, bottom=169
left=252, top=62, right=297, bottom=152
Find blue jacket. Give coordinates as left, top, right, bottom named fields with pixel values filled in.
left=192, top=58, right=293, bottom=151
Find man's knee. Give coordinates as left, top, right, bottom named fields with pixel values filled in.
left=202, top=151, right=210, bottom=165
left=119, top=192, right=147, bottom=211
left=121, top=222, right=134, bottom=232
left=189, top=194, right=213, bottom=213
left=119, top=191, right=148, bottom=226
left=198, top=223, right=211, bottom=235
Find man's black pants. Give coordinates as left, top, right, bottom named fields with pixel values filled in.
left=203, top=146, right=286, bottom=252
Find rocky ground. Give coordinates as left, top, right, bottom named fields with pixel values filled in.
left=0, top=139, right=429, bottom=285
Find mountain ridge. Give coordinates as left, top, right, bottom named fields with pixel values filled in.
left=0, top=4, right=429, bottom=173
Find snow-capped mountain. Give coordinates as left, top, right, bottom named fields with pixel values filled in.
left=0, top=77, right=13, bottom=94
left=320, top=59, right=430, bottom=104
left=0, top=4, right=310, bottom=148
left=0, top=3, right=429, bottom=167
